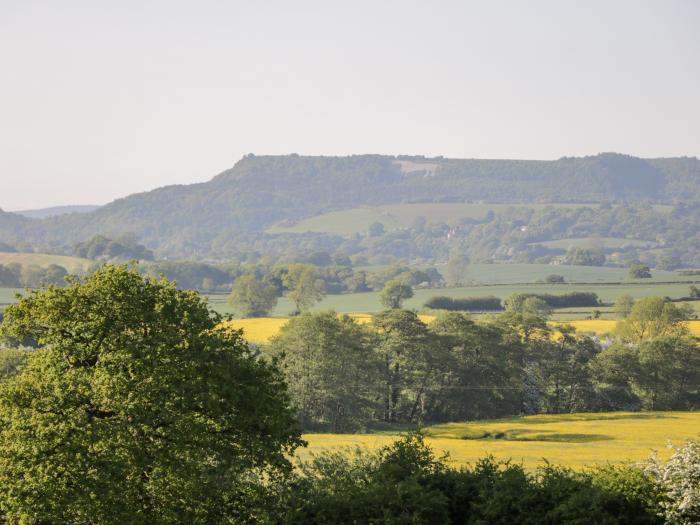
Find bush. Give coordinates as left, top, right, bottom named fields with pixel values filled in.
left=424, top=296, right=503, bottom=311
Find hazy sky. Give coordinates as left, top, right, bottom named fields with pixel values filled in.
left=1, top=1, right=699, bottom=210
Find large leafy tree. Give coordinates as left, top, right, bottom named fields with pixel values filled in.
left=228, top=273, right=278, bottom=317
left=283, top=264, right=326, bottom=314
left=379, top=279, right=414, bottom=309
left=268, top=311, right=381, bottom=431
left=0, top=265, right=302, bottom=524
left=615, top=297, right=689, bottom=343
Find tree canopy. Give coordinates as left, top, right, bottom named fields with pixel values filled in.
left=0, top=265, right=301, bottom=524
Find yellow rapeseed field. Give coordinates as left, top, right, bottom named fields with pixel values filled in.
left=224, top=314, right=436, bottom=344
left=558, top=319, right=700, bottom=337
left=223, top=316, right=700, bottom=344
left=302, top=412, right=700, bottom=469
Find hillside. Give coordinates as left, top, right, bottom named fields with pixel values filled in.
left=0, top=153, right=698, bottom=259
left=13, top=205, right=101, bottom=219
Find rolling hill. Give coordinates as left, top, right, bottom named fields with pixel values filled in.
left=0, top=153, right=698, bottom=259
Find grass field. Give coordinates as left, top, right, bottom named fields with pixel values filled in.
left=530, top=237, right=656, bottom=250
left=0, top=252, right=93, bottom=273
left=206, top=277, right=700, bottom=318
left=267, top=203, right=673, bottom=236
left=301, top=412, right=700, bottom=469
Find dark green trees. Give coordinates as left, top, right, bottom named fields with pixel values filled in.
left=0, top=265, right=301, bottom=524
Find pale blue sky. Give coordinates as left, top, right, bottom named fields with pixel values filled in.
left=1, top=0, right=698, bottom=210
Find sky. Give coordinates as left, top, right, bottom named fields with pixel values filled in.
left=1, top=1, right=699, bottom=210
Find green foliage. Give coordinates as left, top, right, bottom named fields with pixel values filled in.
left=281, top=432, right=662, bottom=524
left=228, top=273, right=278, bottom=317
left=629, top=264, right=653, bottom=279
left=615, top=297, right=690, bottom=343
left=444, top=254, right=469, bottom=287
left=424, top=295, right=503, bottom=312
left=564, top=246, right=606, bottom=266
left=0, top=265, right=302, bottom=524
left=74, top=233, right=153, bottom=261
left=268, top=312, right=381, bottom=432
left=379, top=279, right=414, bottom=309
left=615, top=294, right=636, bottom=319
left=283, top=264, right=326, bottom=314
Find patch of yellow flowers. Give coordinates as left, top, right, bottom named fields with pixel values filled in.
left=223, top=315, right=700, bottom=344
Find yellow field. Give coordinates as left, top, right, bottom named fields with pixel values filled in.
left=302, top=412, right=700, bottom=469
left=224, top=314, right=436, bottom=344
left=559, top=319, right=700, bottom=337
left=223, top=316, right=700, bottom=344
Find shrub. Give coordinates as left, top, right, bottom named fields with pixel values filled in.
left=424, top=296, right=503, bottom=311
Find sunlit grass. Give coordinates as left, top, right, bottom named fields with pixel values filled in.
left=302, top=412, right=700, bottom=469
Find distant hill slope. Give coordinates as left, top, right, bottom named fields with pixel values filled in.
left=0, top=153, right=698, bottom=258
left=0, top=252, right=93, bottom=274
left=13, top=205, right=101, bottom=219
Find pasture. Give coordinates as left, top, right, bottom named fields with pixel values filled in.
left=0, top=252, right=93, bottom=274
left=206, top=276, right=700, bottom=318
left=302, top=412, right=700, bottom=469
left=266, top=202, right=673, bottom=236
left=530, top=237, right=656, bottom=250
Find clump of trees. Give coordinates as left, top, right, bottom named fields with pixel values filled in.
left=74, top=233, right=154, bottom=261
left=564, top=247, right=606, bottom=266
left=424, top=295, right=503, bottom=311
left=266, top=296, right=698, bottom=431
left=0, top=262, right=69, bottom=288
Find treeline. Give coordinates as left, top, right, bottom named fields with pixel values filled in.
left=74, top=233, right=154, bottom=261
left=0, top=263, right=70, bottom=288
left=266, top=298, right=699, bottom=432
left=424, top=292, right=601, bottom=312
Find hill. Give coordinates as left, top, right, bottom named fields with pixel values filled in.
left=13, top=205, right=101, bottom=219
left=0, top=153, right=698, bottom=259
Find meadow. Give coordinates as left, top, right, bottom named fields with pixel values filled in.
left=0, top=252, right=93, bottom=274
left=206, top=276, right=700, bottom=318
left=266, top=202, right=672, bottom=236
left=301, top=412, right=700, bottom=469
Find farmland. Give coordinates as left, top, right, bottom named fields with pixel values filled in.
left=302, top=411, right=700, bottom=469
left=266, top=202, right=674, bottom=236
left=207, top=278, right=700, bottom=318
left=0, top=252, right=93, bottom=274
left=529, top=237, right=656, bottom=250
left=225, top=316, right=700, bottom=344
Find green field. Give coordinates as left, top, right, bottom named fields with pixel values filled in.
left=530, top=237, right=656, bottom=250
left=0, top=252, right=93, bottom=274
left=267, top=203, right=673, bottom=236
left=303, top=412, right=700, bottom=469
left=206, top=279, right=700, bottom=317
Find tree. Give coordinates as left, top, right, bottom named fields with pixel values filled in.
left=629, top=264, right=652, bottom=279
left=545, top=274, right=566, bottom=283
left=614, top=294, right=635, bottom=319
left=368, top=221, right=385, bottom=237
left=444, top=255, right=469, bottom=287
left=0, top=265, right=302, bottom=524
left=268, top=312, right=380, bottom=432
left=615, top=297, right=689, bottom=343
left=283, top=264, right=326, bottom=314
left=379, top=279, right=414, bottom=309
left=690, top=285, right=700, bottom=299
left=564, top=247, right=606, bottom=266
left=228, top=273, right=278, bottom=317
left=372, top=311, right=436, bottom=423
